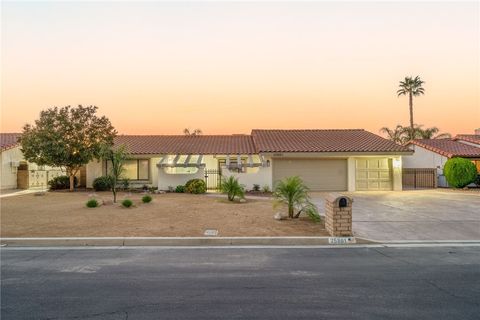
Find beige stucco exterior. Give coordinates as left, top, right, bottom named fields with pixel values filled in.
left=86, top=153, right=404, bottom=191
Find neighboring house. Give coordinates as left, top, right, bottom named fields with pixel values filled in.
left=1, top=133, right=23, bottom=190
left=403, top=138, right=480, bottom=186
left=0, top=133, right=76, bottom=190
left=86, top=129, right=412, bottom=191
left=454, top=128, right=480, bottom=149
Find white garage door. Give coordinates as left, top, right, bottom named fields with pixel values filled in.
left=356, top=158, right=392, bottom=191
left=273, top=159, right=348, bottom=191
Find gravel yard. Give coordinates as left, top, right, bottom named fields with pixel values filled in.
left=1, top=191, right=327, bottom=237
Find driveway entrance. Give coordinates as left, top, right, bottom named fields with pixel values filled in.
left=311, top=190, right=480, bottom=241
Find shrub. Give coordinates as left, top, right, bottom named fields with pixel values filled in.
left=93, top=176, right=113, bottom=191
left=142, top=194, right=152, bottom=203
left=185, top=179, right=207, bottom=194
left=48, top=175, right=78, bottom=190
left=444, top=158, right=477, bottom=188
left=252, top=184, right=260, bottom=192
left=221, top=176, right=245, bottom=201
left=122, top=178, right=130, bottom=190
left=122, top=199, right=133, bottom=208
left=86, top=199, right=99, bottom=208
left=175, top=185, right=186, bottom=193
left=262, top=185, right=271, bottom=193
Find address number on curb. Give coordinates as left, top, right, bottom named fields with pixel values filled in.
left=328, top=237, right=356, bottom=245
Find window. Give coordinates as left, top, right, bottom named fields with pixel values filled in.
left=106, top=159, right=149, bottom=180
left=163, top=167, right=199, bottom=174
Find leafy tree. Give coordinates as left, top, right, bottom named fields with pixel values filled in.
left=221, top=176, right=245, bottom=201
left=414, top=125, right=451, bottom=139
left=444, top=158, right=477, bottom=188
left=273, top=176, right=319, bottom=220
left=20, top=105, right=116, bottom=191
left=101, top=144, right=129, bottom=203
left=183, top=128, right=202, bottom=136
left=397, top=76, right=425, bottom=132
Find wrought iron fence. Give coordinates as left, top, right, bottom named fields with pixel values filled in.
left=204, top=169, right=222, bottom=190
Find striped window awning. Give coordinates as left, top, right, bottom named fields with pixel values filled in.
left=157, top=155, right=205, bottom=168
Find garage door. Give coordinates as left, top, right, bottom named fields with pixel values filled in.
left=273, top=159, right=348, bottom=191
left=356, top=158, right=392, bottom=191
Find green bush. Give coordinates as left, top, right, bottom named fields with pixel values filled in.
left=93, top=176, right=113, bottom=191
left=142, top=194, right=152, bottom=203
left=122, top=199, right=133, bottom=208
left=86, top=199, right=99, bottom=208
left=175, top=185, right=186, bottom=193
left=221, top=176, right=245, bottom=201
left=262, top=185, right=271, bottom=193
left=252, top=184, right=260, bottom=192
left=185, top=179, right=206, bottom=194
left=444, top=158, right=477, bottom=188
left=48, top=175, right=78, bottom=190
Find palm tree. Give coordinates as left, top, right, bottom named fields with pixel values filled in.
left=221, top=176, right=245, bottom=201
left=414, top=125, right=451, bottom=139
left=380, top=125, right=407, bottom=144
left=397, top=76, right=425, bottom=132
left=183, top=128, right=202, bottom=136
left=273, top=176, right=319, bottom=220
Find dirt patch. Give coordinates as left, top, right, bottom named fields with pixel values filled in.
left=0, top=191, right=327, bottom=237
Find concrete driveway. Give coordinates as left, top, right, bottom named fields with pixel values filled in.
left=312, top=190, right=480, bottom=241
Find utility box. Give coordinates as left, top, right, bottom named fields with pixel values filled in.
left=325, top=193, right=353, bottom=237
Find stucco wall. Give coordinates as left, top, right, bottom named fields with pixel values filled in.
left=221, top=157, right=272, bottom=191
left=0, top=147, right=23, bottom=190
left=402, top=145, right=448, bottom=174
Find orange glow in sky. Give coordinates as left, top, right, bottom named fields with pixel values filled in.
left=1, top=1, right=479, bottom=136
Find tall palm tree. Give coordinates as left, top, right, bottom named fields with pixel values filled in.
left=183, top=128, right=202, bottom=136
left=397, top=76, right=425, bottom=132
left=380, top=125, right=407, bottom=144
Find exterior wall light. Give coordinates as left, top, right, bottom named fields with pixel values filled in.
left=392, top=158, right=401, bottom=168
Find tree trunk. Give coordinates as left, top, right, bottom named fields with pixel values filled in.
left=69, top=173, right=75, bottom=192
left=409, top=92, right=414, bottom=132
left=288, top=205, right=294, bottom=219
left=113, top=187, right=117, bottom=203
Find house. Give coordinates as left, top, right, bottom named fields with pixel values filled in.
left=0, top=133, right=79, bottom=190
left=1, top=133, right=23, bottom=190
left=86, top=129, right=412, bottom=192
left=403, top=138, right=480, bottom=186
left=454, top=128, right=480, bottom=149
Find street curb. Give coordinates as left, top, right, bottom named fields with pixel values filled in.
left=0, top=237, right=372, bottom=247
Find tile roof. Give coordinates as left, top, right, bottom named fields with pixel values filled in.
left=251, top=129, right=411, bottom=153
left=0, top=133, right=21, bottom=151
left=115, top=135, right=257, bottom=155
left=454, top=134, right=480, bottom=145
left=409, top=139, right=480, bottom=158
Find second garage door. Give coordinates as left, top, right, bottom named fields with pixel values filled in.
left=272, top=159, right=348, bottom=191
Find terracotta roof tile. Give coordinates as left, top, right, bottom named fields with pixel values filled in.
left=0, top=133, right=21, bottom=151
left=409, top=139, right=480, bottom=158
left=251, top=129, right=410, bottom=153
left=114, top=135, right=256, bottom=155
left=454, top=134, right=480, bottom=145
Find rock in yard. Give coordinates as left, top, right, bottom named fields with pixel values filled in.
left=274, top=212, right=288, bottom=220
left=239, top=198, right=247, bottom=203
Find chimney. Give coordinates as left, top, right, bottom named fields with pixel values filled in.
left=475, top=128, right=480, bottom=135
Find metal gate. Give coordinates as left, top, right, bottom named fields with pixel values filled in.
left=27, top=169, right=66, bottom=189
left=204, top=169, right=222, bottom=190
left=402, top=168, right=437, bottom=189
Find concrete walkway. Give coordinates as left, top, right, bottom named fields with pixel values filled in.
left=312, top=190, right=480, bottom=241
left=0, top=189, right=47, bottom=198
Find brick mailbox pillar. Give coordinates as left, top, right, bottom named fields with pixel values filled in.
left=325, top=193, right=353, bottom=237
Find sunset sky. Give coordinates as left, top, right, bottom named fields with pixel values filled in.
left=1, top=1, right=479, bottom=136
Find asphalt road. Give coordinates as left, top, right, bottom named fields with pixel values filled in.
left=1, top=246, right=480, bottom=319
